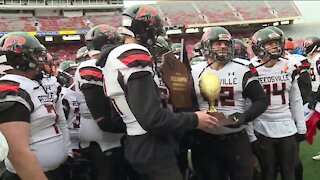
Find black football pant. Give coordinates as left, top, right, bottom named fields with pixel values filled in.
left=295, top=141, right=303, bottom=180
left=1, top=167, right=63, bottom=180
left=191, top=130, right=253, bottom=180
left=255, top=134, right=297, bottom=180
left=84, top=142, right=140, bottom=180
left=140, top=163, right=183, bottom=180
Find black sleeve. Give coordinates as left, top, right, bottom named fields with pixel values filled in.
left=81, top=84, right=126, bottom=133
left=62, top=99, right=70, bottom=120
left=126, top=71, right=198, bottom=135
left=298, top=71, right=312, bottom=104
left=242, top=80, right=268, bottom=123
left=0, top=102, right=30, bottom=124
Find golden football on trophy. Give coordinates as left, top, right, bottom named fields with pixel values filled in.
left=199, top=72, right=237, bottom=126
left=199, top=72, right=221, bottom=113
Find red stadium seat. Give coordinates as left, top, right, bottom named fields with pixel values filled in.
left=228, top=1, right=276, bottom=21
left=0, top=17, right=36, bottom=32
left=268, top=1, right=301, bottom=18
left=156, top=2, right=206, bottom=26
left=36, top=16, right=89, bottom=31
left=195, top=1, right=238, bottom=24
left=86, top=11, right=121, bottom=27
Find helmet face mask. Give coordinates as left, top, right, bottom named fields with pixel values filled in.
left=253, top=29, right=283, bottom=60
left=57, top=60, right=78, bottom=87
left=261, top=40, right=282, bottom=58
left=265, top=26, right=286, bottom=52
left=75, top=46, right=89, bottom=63
left=201, top=27, right=234, bottom=62
left=153, top=36, right=170, bottom=66
left=303, top=37, right=320, bottom=56
left=233, top=39, right=249, bottom=60
left=194, top=42, right=203, bottom=56
left=211, top=40, right=231, bottom=61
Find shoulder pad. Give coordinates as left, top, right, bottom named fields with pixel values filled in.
left=314, top=53, right=320, bottom=62
left=232, top=58, right=259, bottom=76
left=0, top=80, right=20, bottom=99
left=118, top=48, right=152, bottom=68
left=110, top=44, right=152, bottom=68
left=232, top=58, right=251, bottom=66
left=0, top=80, right=34, bottom=112
left=79, top=66, right=103, bottom=82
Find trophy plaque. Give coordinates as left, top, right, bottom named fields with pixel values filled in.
left=160, top=51, right=193, bottom=109
left=199, top=72, right=236, bottom=126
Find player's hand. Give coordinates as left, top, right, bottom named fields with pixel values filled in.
left=195, top=111, right=219, bottom=133
left=295, top=133, right=306, bottom=142
left=226, top=112, right=246, bottom=128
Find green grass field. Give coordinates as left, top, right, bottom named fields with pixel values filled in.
left=300, top=133, right=320, bottom=180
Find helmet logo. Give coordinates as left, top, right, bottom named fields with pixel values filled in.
left=100, top=25, right=116, bottom=38
left=136, top=6, right=158, bottom=25
left=268, top=33, right=280, bottom=38
left=100, top=25, right=109, bottom=33
left=2, top=36, right=26, bottom=52
left=218, top=34, right=231, bottom=40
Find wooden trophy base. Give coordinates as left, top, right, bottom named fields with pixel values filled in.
left=207, top=112, right=237, bottom=126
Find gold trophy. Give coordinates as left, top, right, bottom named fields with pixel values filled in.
left=199, top=72, right=221, bottom=112
left=199, top=72, right=236, bottom=126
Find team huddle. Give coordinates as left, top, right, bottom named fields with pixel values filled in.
left=0, top=4, right=319, bottom=180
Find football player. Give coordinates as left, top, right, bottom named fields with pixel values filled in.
left=302, top=36, right=320, bottom=161
left=57, top=60, right=80, bottom=151
left=234, top=39, right=250, bottom=60
left=190, top=41, right=205, bottom=65
left=0, top=32, right=66, bottom=179
left=99, top=4, right=219, bottom=180
left=75, top=24, right=132, bottom=180
left=260, top=27, right=310, bottom=180
left=247, top=28, right=306, bottom=180
left=191, top=27, right=267, bottom=180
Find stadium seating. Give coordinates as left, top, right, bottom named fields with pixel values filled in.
left=154, top=1, right=300, bottom=26
left=0, top=1, right=300, bottom=32
left=36, top=16, right=89, bottom=31
left=86, top=11, right=121, bottom=27
left=195, top=1, right=238, bottom=23
left=0, top=17, right=36, bottom=32
left=46, top=43, right=83, bottom=61
left=268, top=1, right=300, bottom=18
left=228, top=1, right=276, bottom=21
left=156, top=2, right=206, bottom=26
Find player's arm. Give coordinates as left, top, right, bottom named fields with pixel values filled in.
left=298, top=71, right=312, bottom=104
left=126, top=71, right=199, bottom=135
left=55, top=98, right=72, bottom=157
left=229, top=70, right=268, bottom=125
left=81, top=83, right=126, bottom=133
left=242, top=78, right=268, bottom=122
left=62, top=98, right=70, bottom=120
left=289, top=79, right=307, bottom=134
left=245, top=122, right=257, bottom=142
left=78, top=65, right=126, bottom=133
left=0, top=103, right=47, bottom=180
left=293, top=59, right=312, bottom=104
